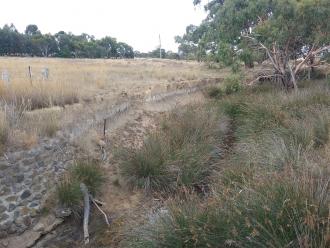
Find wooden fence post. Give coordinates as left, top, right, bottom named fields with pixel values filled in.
left=28, top=66, right=33, bottom=86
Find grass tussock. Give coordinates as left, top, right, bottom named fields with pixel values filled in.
left=205, top=74, right=243, bottom=99
left=57, top=159, right=105, bottom=208
left=0, top=111, right=9, bottom=152
left=123, top=80, right=330, bottom=248
left=130, top=172, right=329, bottom=248
left=118, top=105, right=224, bottom=194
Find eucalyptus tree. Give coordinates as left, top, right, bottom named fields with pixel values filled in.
left=191, top=0, right=330, bottom=89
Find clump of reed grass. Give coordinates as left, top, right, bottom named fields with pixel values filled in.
left=57, top=159, right=106, bottom=208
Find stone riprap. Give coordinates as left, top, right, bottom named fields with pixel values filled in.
left=0, top=139, right=73, bottom=237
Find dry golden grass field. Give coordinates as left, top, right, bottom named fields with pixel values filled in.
left=0, top=57, right=226, bottom=151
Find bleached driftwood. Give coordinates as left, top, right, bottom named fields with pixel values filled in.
left=80, top=183, right=110, bottom=245
left=80, top=183, right=90, bottom=245
left=90, top=195, right=110, bottom=226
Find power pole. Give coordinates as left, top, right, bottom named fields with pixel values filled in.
left=159, top=34, right=162, bottom=59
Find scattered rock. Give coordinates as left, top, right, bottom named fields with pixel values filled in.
left=20, top=190, right=31, bottom=200
left=0, top=205, right=6, bottom=213
left=0, top=213, right=9, bottom=222
left=33, top=223, right=45, bottom=232
left=0, top=231, right=8, bottom=239
left=1, top=239, right=9, bottom=247
left=8, top=204, right=16, bottom=212
left=29, top=202, right=39, bottom=208
left=54, top=208, right=72, bottom=218
left=0, top=221, right=12, bottom=231
left=5, top=195, right=17, bottom=202
left=14, top=174, right=24, bottom=183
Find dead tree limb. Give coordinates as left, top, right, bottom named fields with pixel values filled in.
left=93, top=198, right=106, bottom=206
left=90, top=195, right=110, bottom=226
left=80, top=183, right=90, bottom=245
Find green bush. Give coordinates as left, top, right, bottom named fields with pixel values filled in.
left=205, top=86, right=223, bottom=98
left=223, top=75, right=243, bottom=95
left=222, top=101, right=246, bottom=119
left=231, top=60, right=241, bottom=73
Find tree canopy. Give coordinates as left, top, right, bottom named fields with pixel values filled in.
left=177, top=0, right=330, bottom=89
left=0, top=24, right=134, bottom=59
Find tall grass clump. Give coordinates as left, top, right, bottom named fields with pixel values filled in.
left=128, top=171, right=329, bottom=248
left=57, top=159, right=105, bottom=208
left=57, top=176, right=82, bottom=208
left=313, top=114, right=329, bottom=148
left=0, top=111, right=9, bottom=152
left=119, top=134, right=171, bottom=192
left=205, top=86, right=223, bottom=99
left=3, top=82, right=79, bottom=110
left=118, top=105, right=223, bottom=194
left=126, top=196, right=232, bottom=248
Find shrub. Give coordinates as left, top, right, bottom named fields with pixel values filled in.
left=222, top=102, right=245, bottom=121
left=231, top=60, right=241, bottom=73
left=224, top=75, right=242, bottom=95
left=38, top=112, right=60, bottom=137
left=205, top=86, right=223, bottom=98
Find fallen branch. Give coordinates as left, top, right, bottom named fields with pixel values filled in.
left=80, top=183, right=90, bottom=245
left=90, top=195, right=111, bottom=226
left=93, top=198, right=106, bottom=206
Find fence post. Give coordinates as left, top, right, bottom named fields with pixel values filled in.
left=28, top=66, right=33, bottom=86
left=103, top=119, right=107, bottom=138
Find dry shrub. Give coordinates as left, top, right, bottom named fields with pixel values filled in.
left=3, top=82, right=79, bottom=110
left=34, top=110, right=61, bottom=137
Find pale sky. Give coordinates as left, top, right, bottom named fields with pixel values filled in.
left=0, top=0, right=207, bottom=52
